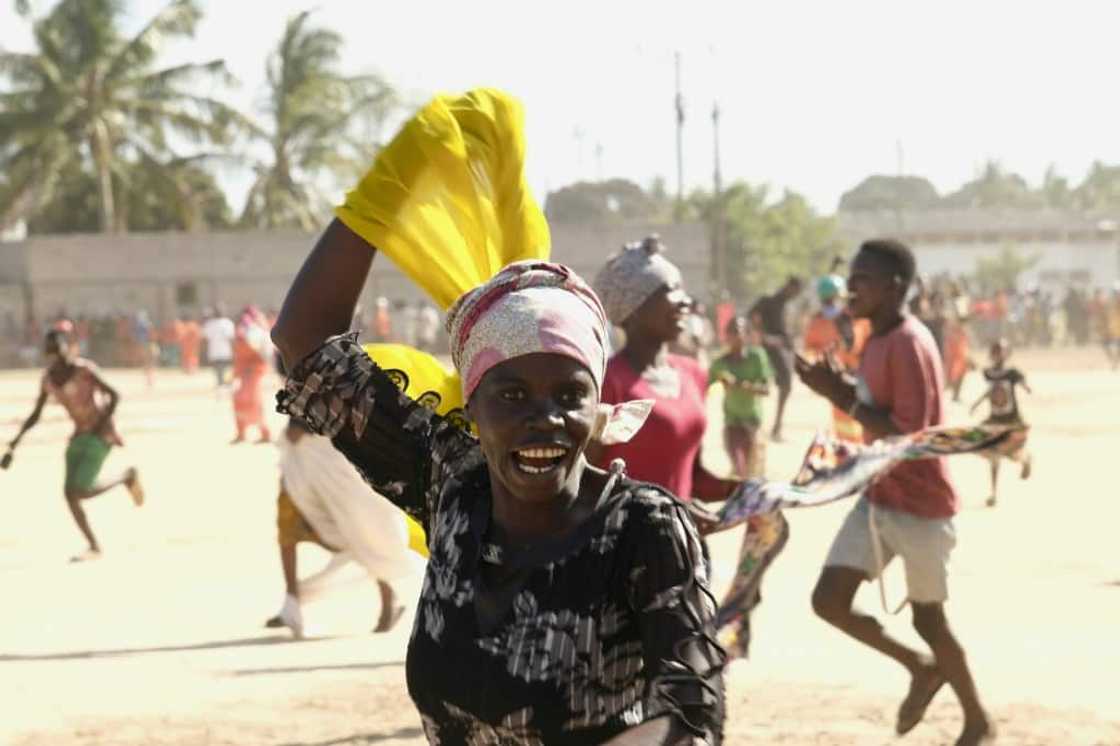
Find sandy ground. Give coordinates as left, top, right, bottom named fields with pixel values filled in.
left=0, top=348, right=1118, bottom=745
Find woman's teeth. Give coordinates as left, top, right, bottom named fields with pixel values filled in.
left=513, top=447, right=568, bottom=474
left=518, top=447, right=567, bottom=459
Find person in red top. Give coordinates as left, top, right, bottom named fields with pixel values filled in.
left=590, top=236, right=735, bottom=502
left=3, top=330, right=144, bottom=561
left=592, top=237, right=789, bottom=658
left=795, top=239, right=992, bottom=746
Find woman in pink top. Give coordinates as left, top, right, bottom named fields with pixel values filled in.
left=592, top=237, right=790, bottom=658
left=590, top=236, right=731, bottom=502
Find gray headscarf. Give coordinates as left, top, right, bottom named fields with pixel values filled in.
left=592, top=235, right=683, bottom=326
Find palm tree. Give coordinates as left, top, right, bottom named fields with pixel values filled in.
left=0, top=0, right=246, bottom=232
left=239, top=10, right=396, bottom=230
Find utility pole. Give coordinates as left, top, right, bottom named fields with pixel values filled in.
left=674, top=51, right=685, bottom=217
left=594, top=142, right=604, bottom=182
left=712, top=100, right=724, bottom=296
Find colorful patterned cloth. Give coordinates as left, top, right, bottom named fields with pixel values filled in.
left=688, top=423, right=1023, bottom=659
left=696, top=424, right=1021, bottom=534
left=592, top=236, right=683, bottom=325
left=714, top=511, right=789, bottom=659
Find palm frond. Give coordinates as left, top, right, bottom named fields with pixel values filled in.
left=105, top=0, right=202, bottom=82
left=127, top=58, right=236, bottom=92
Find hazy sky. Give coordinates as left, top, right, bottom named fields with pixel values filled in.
left=3, top=0, right=1117, bottom=212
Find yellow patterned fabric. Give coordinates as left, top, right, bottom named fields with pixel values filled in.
left=337, top=89, right=550, bottom=310
left=361, top=343, right=465, bottom=428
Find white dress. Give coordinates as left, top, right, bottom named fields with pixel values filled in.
left=278, top=432, right=425, bottom=585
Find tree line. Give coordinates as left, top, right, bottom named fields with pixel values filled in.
left=5, top=1, right=1119, bottom=300
left=1, top=0, right=395, bottom=234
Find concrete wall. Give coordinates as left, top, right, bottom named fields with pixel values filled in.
left=0, top=222, right=712, bottom=326
left=908, top=241, right=1120, bottom=290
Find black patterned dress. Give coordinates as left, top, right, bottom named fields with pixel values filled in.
left=278, top=335, right=726, bottom=745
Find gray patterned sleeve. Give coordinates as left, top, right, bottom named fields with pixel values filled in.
left=625, top=492, right=727, bottom=744
left=276, top=333, right=472, bottom=532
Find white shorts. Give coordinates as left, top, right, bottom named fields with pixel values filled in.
left=824, top=497, right=956, bottom=604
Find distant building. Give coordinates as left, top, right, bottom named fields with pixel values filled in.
left=837, top=208, right=1120, bottom=289
left=0, top=223, right=710, bottom=328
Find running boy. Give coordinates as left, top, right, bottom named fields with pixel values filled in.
left=3, top=330, right=144, bottom=561
left=970, top=338, right=1032, bottom=507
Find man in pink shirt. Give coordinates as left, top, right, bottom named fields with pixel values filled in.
left=795, top=240, right=992, bottom=746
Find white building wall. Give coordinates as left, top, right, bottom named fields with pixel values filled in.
left=910, top=241, right=1120, bottom=290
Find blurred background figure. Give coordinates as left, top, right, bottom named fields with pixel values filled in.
left=802, top=274, right=869, bottom=442
left=203, top=305, right=236, bottom=391
left=230, top=306, right=273, bottom=444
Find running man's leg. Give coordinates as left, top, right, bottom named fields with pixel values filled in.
left=912, top=603, right=992, bottom=744
left=811, top=500, right=932, bottom=674
left=765, top=346, right=792, bottom=440
left=63, top=435, right=139, bottom=555
left=891, top=508, right=990, bottom=740
left=268, top=487, right=311, bottom=637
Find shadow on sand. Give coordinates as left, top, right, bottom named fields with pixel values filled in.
left=233, top=661, right=403, bottom=677
left=276, top=727, right=423, bottom=745
left=0, top=633, right=307, bottom=662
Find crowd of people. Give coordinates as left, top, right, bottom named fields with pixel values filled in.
left=3, top=88, right=1091, bottom=746
left=0, top=297, right=446, bottom=372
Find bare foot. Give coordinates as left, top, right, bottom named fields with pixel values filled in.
left=229, top=436, right=246, bottom=445
left=125, top=468, right=145, bottom=507
left=985, top=495, right=998, bottom=508
left=897, top=663, right=945, bottom=735
left=1020, top=455, right=1032, bottom=480
left=955, top=717, right=996, bottom=745
left=70, top=548, right=102, bottom=563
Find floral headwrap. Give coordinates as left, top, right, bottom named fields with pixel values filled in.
left=592, top=235, right=684, bottom=326
left=446, top=261, right=651, bottom=445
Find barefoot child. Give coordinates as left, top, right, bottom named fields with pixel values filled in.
left=3, top=330, right=144, bottom=561
left=709, top=315, right=772, bottom=478
left=970, top=338, right=1032, bottom=507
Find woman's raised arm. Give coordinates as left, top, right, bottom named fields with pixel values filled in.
left=272, top=218, right=376, bottom=369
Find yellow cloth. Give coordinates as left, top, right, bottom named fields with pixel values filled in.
left=406, top=516, right=427, bottom=557
left=337, top=88, right=550, bottom=310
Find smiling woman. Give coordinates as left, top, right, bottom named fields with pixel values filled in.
left=271, top=90, right=725, bottom=745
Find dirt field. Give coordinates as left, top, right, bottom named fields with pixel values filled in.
left=1, top=348, right=1117, bottom=745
